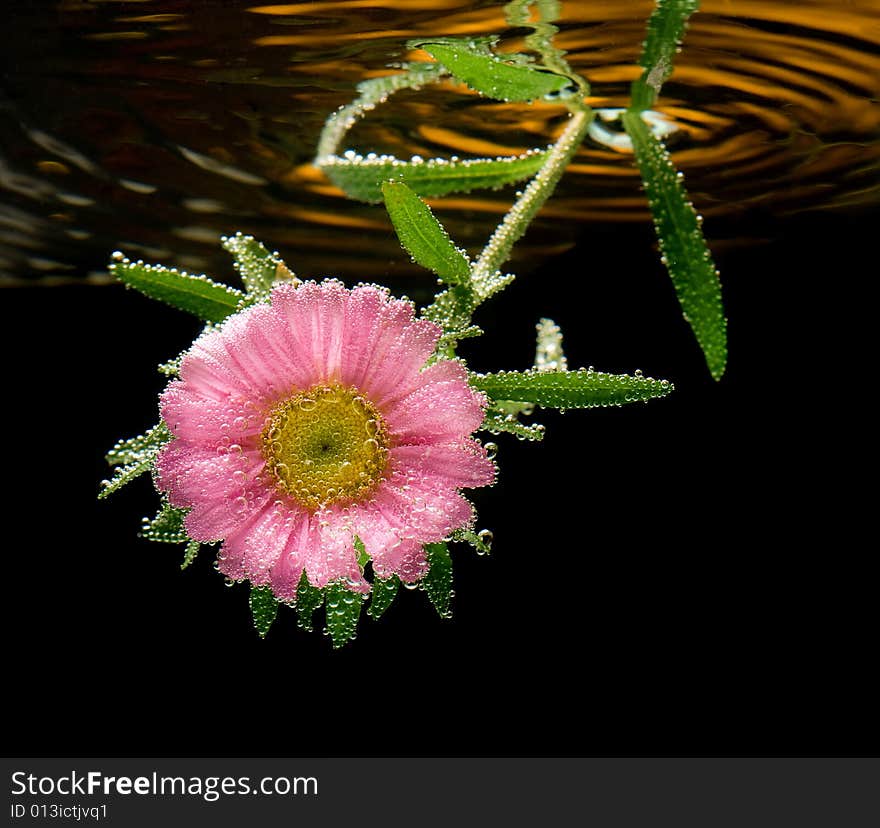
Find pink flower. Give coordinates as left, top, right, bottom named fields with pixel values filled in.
left=155, top=280, right=495, bottom=599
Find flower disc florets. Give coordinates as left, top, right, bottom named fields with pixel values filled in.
left=155, top=280, right=495, bottom=599
left=262, top=384, right=389, bottom=510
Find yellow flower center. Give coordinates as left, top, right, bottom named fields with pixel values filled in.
left=262, top=384, right=389, bottom=510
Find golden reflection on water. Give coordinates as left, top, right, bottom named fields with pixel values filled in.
left=1, top=0, right=878, bottom=284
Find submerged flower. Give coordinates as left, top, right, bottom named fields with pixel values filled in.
left=155, top=280, right=495, bottom=599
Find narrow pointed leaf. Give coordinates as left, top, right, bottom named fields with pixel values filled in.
left=621, top=110, right=727, bottom=379
left=631, top=0, right=699, bottom=112
left=472, top=367, right=674, bottom=408
left=157, top=355, right=182, bottom=377
left=353, top=535, right=370, bottom=568
left=109, top=256, right=244, bottom=323
left=415, top=38, right=575, bottom=102
left=105, top=423, right=170, bottom=467
left=423, top=286, right=477, bottom=335
left=295, top=571, right=324, bottom=632
left=324, top=582, right=364, bottom=649
left=423, top=543, right=453, bottom=618
left=437, top=323, right=483, bottom=349
left=453, top=529, right=492, bottom=556
left=534, top=317, right=567, bottom=372
left=181, top=540, right=200, bottom=570
left=480, top=409, right=545, bottom=441
left=98, top=456, right=155, bottom=499
left=101, top=423, right=171, bottom=500
left=222, top=233, right=295, bottom=303
left=320, top=150, right=547, bottom=204
left=249, top=585, right=279, bottom=639
left=381, top=181, right=470, bottom=284
left=141, top=501, right=188, bottom=544
left=368, top=575, right=400, bottom=620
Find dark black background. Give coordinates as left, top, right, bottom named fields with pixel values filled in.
left=4, top=206, right=874, bottom=758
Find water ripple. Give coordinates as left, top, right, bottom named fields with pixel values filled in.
left=0, top=0, right=877, bottom=285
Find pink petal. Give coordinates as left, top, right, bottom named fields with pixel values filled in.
left=268, top=516, right=310, bottom=600
left=384, top=371, right=487, bottom=445
left=331, top=285, right=441, bottom=399
left=179, top=324, right=255, bottom=401
left=160, top=381, right=266, bottom=446
left=375, top=476, right=474, bottom=541
left=270, top=281, right=345, bottom=386
left=360, top=319, right=443, bottom=405
left=350, top=478, right=472, bottom=579
left=300, top=511, right=369, bottom=592
left=185, top=489, right=273, bottom=542
left=390, top=439, right=496, bottom=489
left=335, top=284, right=387, bottom=388
left=155, top=441, right=264, bottom=509
left=225, top=502, right=306, bottom=584
left=393, top=541, right=431, bottom=583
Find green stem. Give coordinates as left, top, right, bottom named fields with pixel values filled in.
left=504, top=0, right=573, bottom=78
left=472, top=106, right=593, bottom=295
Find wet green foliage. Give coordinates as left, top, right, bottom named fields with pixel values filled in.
left=381, top=181, right=471, bottom=284
left=622, top=111, right=727, bottom=379
left=295, top=572, right=325, bottom=633
left=472, top=368, right=674, bottom=408
left=368, top=575, right=400, bottom=620
left=414, top=36, right=576, bottom=102
left=630, top=0, right=700, bottom=111
left=99, top=423, right=170, bottom=499
left=223, top=232, right=293, bottom=303
left=423, top=543, right=454, bottom=618
left=250, top=586, right=279, bottom=639
left=324, top=582, right=365, bottom=649
left=110, top=257, right=244, bottom=324
left=322, top=151, right=548, bottom=204
left=140, top=501, right=189, bottom=545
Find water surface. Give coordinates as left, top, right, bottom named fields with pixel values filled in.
left=1, top=0, right=877, bottom=288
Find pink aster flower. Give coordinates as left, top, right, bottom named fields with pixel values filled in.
left=155, top=280, right=495, bottom=600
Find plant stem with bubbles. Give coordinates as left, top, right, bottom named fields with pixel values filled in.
left=472, top=106, right=593, bottom=293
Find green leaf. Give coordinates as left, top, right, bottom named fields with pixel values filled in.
left=480, top=408, right=545, bottom=441
left=249, top=585, right=279, bottom=639
left=423, top=286, right=477, bottom=335
left=320, top=150, right=547, bottom=204
left=436, top=323, right=483, bottom=352
left=534, top=317, right=567, bottom=372
left=98, top=455, right=155, bottom=500
left=368, top=575, right=400, bottom=620
left=381, top=181, right=471, bottom=284
left=453, top=528, right=493, bottom=556
left=324, top=582, right=365, bottom=649
left=181, top=540, right=200, bottom=570
left=140, top=501, right=188, bottom=544
left=472, top=367, right=674, bottom=408
left=414, top=37, right=576, bottom=102
left=354, top=535, right=369, bottom=567
left=157, top=355, right=182, bottom=377
left=105, top=423, right=170, bottom=467
left=100, top=423, right=171, bottom=500
left=295, top=571, right=324, bottom=632
left=109, top=255, right=244, bottom=323
left=222, top=233, right=295, bottom=303
left=423, top=542, right=453, bottom=618
left=621, top=110, right=727, bottom=379
left=630, top=0, right=700, bottom=111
